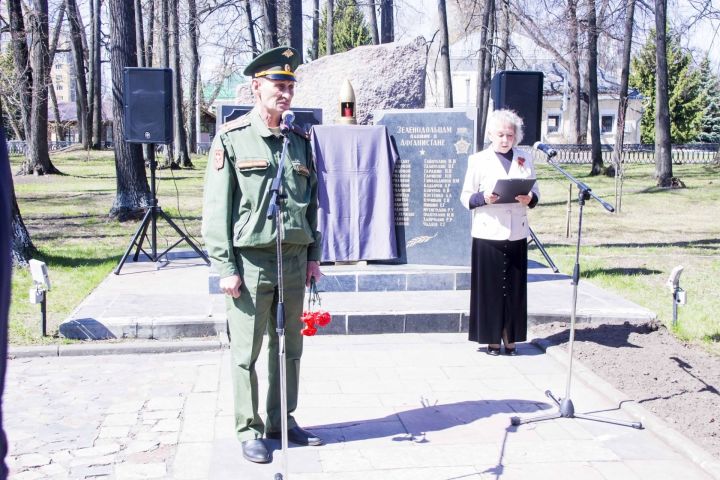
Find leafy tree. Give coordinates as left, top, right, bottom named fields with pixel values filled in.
left=696, top=57, right=720, bottom=143
left=630, top=30, right=705, bottom=144
left=318, top=0, right=372, bottom=56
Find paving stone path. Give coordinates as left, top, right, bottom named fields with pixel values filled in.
left=5, top=334, right=716, bottom=479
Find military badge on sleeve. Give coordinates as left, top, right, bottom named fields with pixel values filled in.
left=214, top=149, right=224, bottom=170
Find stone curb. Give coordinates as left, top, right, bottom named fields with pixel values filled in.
left=8, top=339, right=227, bottom=359
left=531, top=337, right=720, bottom=480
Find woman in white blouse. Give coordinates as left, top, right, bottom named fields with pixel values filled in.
left=460, top=109, right=540, bottom=356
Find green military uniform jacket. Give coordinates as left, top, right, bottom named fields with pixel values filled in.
left=202, top=108, right=322, bottom=279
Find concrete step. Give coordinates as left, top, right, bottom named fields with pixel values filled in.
left=59, top=251, right=656, bottom=340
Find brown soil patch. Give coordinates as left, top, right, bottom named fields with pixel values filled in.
left=529, top=322, right=720, bottom=460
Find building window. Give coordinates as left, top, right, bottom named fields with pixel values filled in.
left=547, top=114, right=561, bottom=133
left=601, top=114, right=614, bottom=133
left=55, top=64, right=62, bottom=70
left=55, top=85, right=63, bottom=91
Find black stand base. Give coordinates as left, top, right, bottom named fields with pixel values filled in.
left=511, top=390, right=643, bottom=429
left=114, top=205, right=209, bottom=275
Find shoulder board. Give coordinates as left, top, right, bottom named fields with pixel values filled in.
left=289, top=123, right=311, bottom=140
left=219, top=113, right=252, bottom=134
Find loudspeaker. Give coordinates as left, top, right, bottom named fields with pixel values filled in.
left=491, top=70, right=544, bottom=145
left=123, top=68, right=173, bottom=144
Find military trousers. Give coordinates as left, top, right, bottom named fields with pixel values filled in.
left=226, top=244, right=307, bottom=442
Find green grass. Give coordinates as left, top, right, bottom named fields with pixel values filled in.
left=8, top=151, right=720, bottom=355
left=527, top=161, right=720, bottom=354
left=9, top=150, right=207, bottom=344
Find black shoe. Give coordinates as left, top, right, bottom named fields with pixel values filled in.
left=266, top=426, right=324, bottom=446
left=242, top=439, right=271, bottom=463
left=504, top=347, right=518, bottom=356
left=486, top=345, right=501, bottom=356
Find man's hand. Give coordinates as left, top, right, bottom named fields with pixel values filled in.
left=219, top=275, right=243, bottom=298
left=306, top=260, right=322, bottom=287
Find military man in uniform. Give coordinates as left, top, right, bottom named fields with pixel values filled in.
left=201, top=46, right=323, bottom=464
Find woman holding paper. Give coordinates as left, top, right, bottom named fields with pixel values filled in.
left=460, top=109, right=540, bottom=356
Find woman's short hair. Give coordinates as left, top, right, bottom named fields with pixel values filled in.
left=486, top=109, right=524, bottom=147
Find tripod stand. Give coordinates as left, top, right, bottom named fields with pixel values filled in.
left=511, top=158, right=642, bottom=430
left=528, top=228, right=558, bottom=273
left=114, top=146, right=210, bottom=274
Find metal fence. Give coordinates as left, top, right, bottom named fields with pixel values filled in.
left=8, top=140, right=720, bottom=165
left=533, top=143, right=720, bottom=164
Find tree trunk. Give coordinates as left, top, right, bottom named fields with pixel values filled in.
left=475, top=0, right=494, bottom=150
left=613, top=0, right=636, bottom=212
left=579, top=65, right=589, bottom=144
left=380, top=0, right=394, bottom=43
left=289, top=0, right=303, bottom=63
left=161, top=0, right=170, bottom=67
left=367, top=0, right=379, bottom=45
left=6, top=112, right=24, bottom=141
left=310, top=0, right=319, bottom=59
left=7, top=0, right=33, bottom=140
left=108, top=0, right=151, bottom=220
left=48, top=3, right=66, bottom=143
left=262, top=0, right=279, bottom=50
left=66, top=0, right=91, bottom=149
left=170, top=0, right=191, bottom=167
left=136, top=0, right=156, bottom=163
left=146, top=0, right=156, bottom=66
left=497, top=0, right=510, bottom=71
left=654, top=0, right=673, bottom=186
left=90, top=0, right=103, bottom=148
left=22, top=0, right=59, bottom=175
left=187, top=0, right=200, bottom=154
left=1, top=120, right=35, bottom=266
left=48, top=79, right=65, bottom=142
left=567, top=0, right=582, bottom=144
left=245, top=0, right=258, bottom=55
left=482, top=2, right=494, bottom=127
left=438, top=0, right=453, bottom=108
left=10, top=188, right=36, bottom=267
left=326, top=0, right=334, bottom=55
left=587, top=0, right=602, bottom=175
left=135, top=0, right=146, bottom=67
left=160, top=0, right=174, bottom=167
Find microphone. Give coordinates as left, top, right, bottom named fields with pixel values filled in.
left=533, top=141, right=558, bottom=158
left=280, top=110, right=295, bottom=133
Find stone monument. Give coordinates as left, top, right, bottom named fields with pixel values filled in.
left=375, top=108, right=477, bottom=266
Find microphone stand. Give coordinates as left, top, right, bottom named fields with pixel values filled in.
left=269, top=124, right=291, bottom=480
left=511, top=154, right=642, bottom=430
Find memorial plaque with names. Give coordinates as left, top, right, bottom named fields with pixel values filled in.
left=375, top=109, right=476, bottom=266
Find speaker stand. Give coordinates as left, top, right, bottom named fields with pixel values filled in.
left=114, top=147, right=209, bottom=274
left=528, top=228, right=559, bottom=273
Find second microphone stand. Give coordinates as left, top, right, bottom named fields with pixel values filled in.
left=511, top=154, right=642, bottom=430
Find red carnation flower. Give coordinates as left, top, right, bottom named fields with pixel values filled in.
left=301, top=309, right=332, bottom=336
left=518, top=157, right=526, bottom=167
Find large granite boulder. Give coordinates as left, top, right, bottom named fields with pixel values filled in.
left=234, top=37, right=428, bottom=125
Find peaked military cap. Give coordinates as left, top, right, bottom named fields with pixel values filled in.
left=243, top=46, right=300, bottom=81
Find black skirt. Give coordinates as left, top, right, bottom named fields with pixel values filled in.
left=468, top=237, right=528, bottom=344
